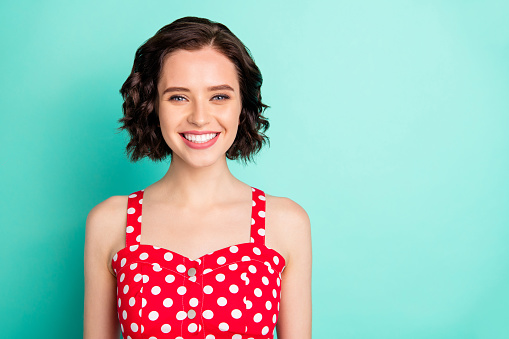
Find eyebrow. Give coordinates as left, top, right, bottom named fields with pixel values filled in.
left=162, top=84, right=235, bottom=95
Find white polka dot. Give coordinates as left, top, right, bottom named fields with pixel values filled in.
left=258, top=210, right=265, bottom=218
left=254, top=288, right=262, bottom=297
left=120, top=273, right=125, bottom=282
left=122, top=310, right=127, bottom=320
left=262, top=326, right=269, bottom=335
left=229, top=245, right=238, bottom=253
left=133, top=273, right=142, bottom=282
left=163, top=298, right=173, bottom=307
left=142, top=298, right=147, bottom=307
left=113, top=253, right=118, bottom=261
left=188, top=323, right=198, bottom=332
left=206, top=335, right=215, bottom=339
left=137, top=216, right=142, bottom=223
left=241, top=256, right=251, bottom=261
left=152, top=263, right=162, bottom=272
left=273, top=255, right=279, bottom=265
left=118, top=298, right=121, bottom=307
left=129, top=245, right=139, bottom=251
left=189, top=298, right=198, bottom=307
left=142, top=275, right=149, bottom=283
left=139, top=252, right=148, bottom=260
left=217, top=256, right=226, bottom=265
left=127, top=207, right=135, bottom=214
left=123, top=285, right=129, bottom=294
left=177, top=286, right=187, bottom=295
left=176, top=311, right=187, bottom=320
left=131, top=323, right=138, bottom=332
left=139, top=198, right=143, bottom=204
left=219, top=322, right=229, bottom=331
left=129, top=297, right=135, bottom=306
left=126, top=226, right=134, bottom=233
left=273, top=313, right=277, bottom=323
left=217, top=297, right=227, bottom=306
left=254, top=313, right=262, bottom=322
left=151, top=286, right=161, bottom=295
left=233, top=335, right=242, bottom=339
left=249, top=265, right=257, bottom=273
left=266, top=300, right=272, bottom=310
left=165, top=274, right=175, bottom=283
left=252, top=217, right=256, bottom=225
left=141, top=325, right=144, bottom=333
left=259, top=194, right=266, bottom=201
left=277, top=277, right=280, bottom=286
left=176, top=264, right=186, bottom=273
left=257, top=228, right=265, bottom=236
left=129, top=193, right=137, bottom=198
left=161, top=324, right=171, bottom=333
left=231, top=309, right=242, bottom=319
left=253, top=247, right=261, bottom=255
left=148, top=311, right=158, bottom=321
left=120, top=258, right=126, bottom=267
left=262, top=276, right=269, bottom=285
left=272, top=289, right=277, bottom=298
left=229, top=284, right=239, bottom=293
left=130, top=263, right=138, bottom=270
left=203, top=268, right=213, bottom=274
left=229, top=263, right=238, bottom=270
left=136, top=234, right=141, bottom=242
left=245, top=299, right=252, bottom=309
left=252, top=200, right=256, bottom=206
left=164, top=252, right=173, bottom=261
left=203, top=310, right=214, bottom=319
left=216, top=273, right=225, bottom=282
left=204, top=285, right=213, bottom=294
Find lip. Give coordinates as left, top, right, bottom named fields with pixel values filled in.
left=181, top=130, right=220, bottom=135
left=180, top=132, right=220, bottom=150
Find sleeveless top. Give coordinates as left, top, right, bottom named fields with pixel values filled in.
left=111, top=186, right=287, bottom=339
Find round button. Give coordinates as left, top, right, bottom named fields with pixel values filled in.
left=187, top=267, right=196, bottom=277
left=187, top=309, right=196, bottom=319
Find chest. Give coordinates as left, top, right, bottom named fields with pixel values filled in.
left=139, top=200, right=253, bottom=261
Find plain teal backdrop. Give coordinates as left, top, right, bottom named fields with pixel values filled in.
left=1, top=0, right=508, bottom=338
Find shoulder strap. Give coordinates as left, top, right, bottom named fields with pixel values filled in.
left=125, top=189, right=144, bottom=247
left=250, top=186, right=266, bottom=245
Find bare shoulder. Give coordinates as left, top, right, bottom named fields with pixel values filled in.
left=85, top=194, right=129, bottom=275
left=265, top=193, right=312, bottom=266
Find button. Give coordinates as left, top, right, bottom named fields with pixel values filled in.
left=187, top=267, right=196, bottom=277
left=187, top=309, right=196, bottom=319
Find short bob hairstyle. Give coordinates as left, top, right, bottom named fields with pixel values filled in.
left=117, top=16, right=270, bottom=164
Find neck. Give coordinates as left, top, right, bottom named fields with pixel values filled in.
left=152, top=153, right=242, bottom=208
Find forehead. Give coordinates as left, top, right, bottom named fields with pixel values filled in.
left=158, top=46, right=239, bottom=91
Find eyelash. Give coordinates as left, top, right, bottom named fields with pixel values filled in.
left=169, top=94, right=230, bottom=102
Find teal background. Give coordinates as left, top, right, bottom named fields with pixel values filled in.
left=1, top=0, right=508, bottom=338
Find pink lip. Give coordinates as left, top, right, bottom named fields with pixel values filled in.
left=181, top=130, right=220, bottom=135
left=180, top=132, right=220, bottom=149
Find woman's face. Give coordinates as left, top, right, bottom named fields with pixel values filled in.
left=156, top=46, right=242, bottom=168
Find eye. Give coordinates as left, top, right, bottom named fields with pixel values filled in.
left=169, top=95, right=186, bottom=102
left=212, top=94, right=230, bottom=101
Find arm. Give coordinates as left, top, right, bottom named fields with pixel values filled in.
left=83, top=197, right=123, bottom=339
left=275, top=198, right=312, bottom=338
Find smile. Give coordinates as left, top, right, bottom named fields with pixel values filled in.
left=179, top=132, right=220, bottom=150
left=182, top=133, right=218, bottom=143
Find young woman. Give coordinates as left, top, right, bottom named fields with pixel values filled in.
left=84, top=16, right=312, bottom=339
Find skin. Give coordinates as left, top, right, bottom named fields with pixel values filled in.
left=83, top=45, right=312, bottom=338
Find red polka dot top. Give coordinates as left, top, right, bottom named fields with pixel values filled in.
left=111, top=186, right=286, bottom=339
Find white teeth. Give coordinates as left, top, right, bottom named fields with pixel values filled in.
left=183, top=133, right=218, bottom=143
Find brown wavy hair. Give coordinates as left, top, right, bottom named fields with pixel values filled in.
left=116, top=16, right=270, bottom=164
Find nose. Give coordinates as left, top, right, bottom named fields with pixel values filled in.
left=187, top=97, right=209, bottom=127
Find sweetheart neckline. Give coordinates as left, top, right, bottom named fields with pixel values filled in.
left=112, top=241, right=286, bottom=269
